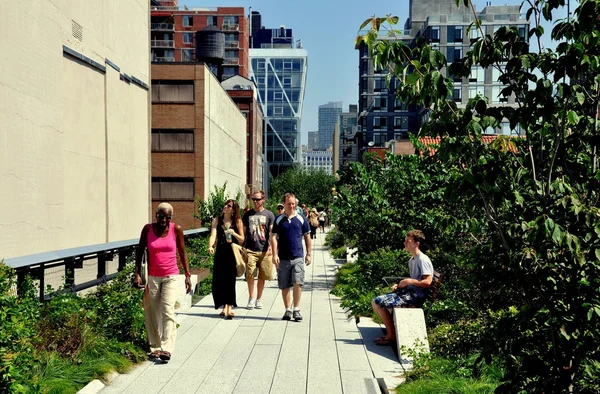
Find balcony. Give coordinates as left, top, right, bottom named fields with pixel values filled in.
left=222, top=24, right=239, bottom=31
left=151, top=23, right=174, bottom=30
left=153, top=56, right=175, bottom=62
left=225, top=41, right=239, bottom=48
left=223, top=58, right=239, bottom=65
left=151, top=39, right=174, bottom=48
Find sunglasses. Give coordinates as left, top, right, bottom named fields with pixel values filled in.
left=224, top=204, right=233, bottom=208
left=156, top=213, right=172, bottom=220
left=251, top=198, right=263, bottom=202
left=277, top=207, right=284, bottom=210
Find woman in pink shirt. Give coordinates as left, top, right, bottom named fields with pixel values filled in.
left=134, top=203, right=191, bottom=362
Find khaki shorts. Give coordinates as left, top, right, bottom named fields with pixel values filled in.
left=245, top=250, right=274, bottom=280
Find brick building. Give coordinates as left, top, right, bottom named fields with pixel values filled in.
left=150, top=0, right=249, bottom=79
left=152, top=63, right=247, bottom=229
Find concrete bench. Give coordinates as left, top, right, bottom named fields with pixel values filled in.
left=392, top=308, right=430, bottom=369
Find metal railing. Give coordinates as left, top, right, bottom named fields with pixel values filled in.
left=223, top=58, right=239, bottom=65
left=222, top=24, right=239, bottom=31
left=5, top=228, right=209, bottom=301
left=153, top=56, right=175, bottom=62
left=225, top=41, right=239, bottom=48
left=151, top=23, right=174, bottom=30
left=151, top=39, right=174, bottom=48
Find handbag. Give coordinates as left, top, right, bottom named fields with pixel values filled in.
left=231, top=243, right=246, bottom=278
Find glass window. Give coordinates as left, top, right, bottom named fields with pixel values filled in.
left=274, top=106, right=283, bottom=115
left=470, top=26, right=482, bottom=40
left=283, top=60, right=292, bottom=69
left=430, top=26, right=440, bottom=42
left=207, top=16, right=217, bottom=26
left=492, top=64, right=504, bottom=83
left=394, top=116, right=408, bottom=129
left=151, top=178, right=194, bottom=200
left=468, top=85, right=484, bottom=99
left=283, top=77, right=292, bottom=86
left=373, top=116, right=387, bottom=128
left=223, top=16, right=239, bottom=25
left=452, top=87, right=462, bottom=102
left=182, top=16, right=193, bottom=27
left=274, top=91, right=283, bottom=101
left=447, top=46, right=463, bottom=63
left=373, top=133, right=387, bottom=145
left=182, top=49, right=193, bottom=61
left=152, top=129, right=194, bottom=152
left=374, top=96, right=387, bottom=111
left=152, top=81, right=194, bottom=102
left=183, top=33, right=193, bottom=44
left=470, top=66, right=485, bottom=83
left=257, top=60, right=265, bottom=69
left=448, top=26, right=463, bottom=42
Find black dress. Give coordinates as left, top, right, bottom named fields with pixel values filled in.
left=211, top=217, right=239, bottom=309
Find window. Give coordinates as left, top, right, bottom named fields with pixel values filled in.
left=470, top=67, right=485, bottom=83
left=274, top=91, right=283, bottom=101
left=374, top=78, right=387, bottom=92
left=374, top=96, right=387, bottom=111
left=223, top=16, right=239, bottom=25
left=430, top=26, right=440, bottom=42
left=492, top=64, right=504, bottom=83
left=448, top=26, right=463, bottom=42
left=394, top=98, right=406, bottom=110
left=222, top=66, right=237, bottom=78
left=151, top=80, right=194, bottom=102
left=224, top=50, right=237, bottom=59
left=492, top=86, right=508, bottom=103
left=373, top=116, right=387, bottom=129
left=257, top=60, right=265, bottom=69
left=274, top=106, right=283, bottom=115
left=394, top=116, right=408, bottom=129
left=207, top=16, right=217, bottom=26
left=283, top=60, right=292, bottom=69
left=183, top=33, right=193, bottom=44
left=447, top=46, right=463, bottom=63
left=182, top=16, right=193, bottom=27
left=152, top=178, right=194, bottom=200
left=283, top=77, right=292, bottom=86
left=394, top=133, right=406, bottom=140
left=470, top=26, right=482, bottom=40
left=452, top=87, right=462, bottom=102
left=469, top=86, right=484, bottom=99
left=151, top=130, right=194, bottom=152
left=518, top=25, right=528, bottom=40
left=182, top=49, right=193, bottom=61
left=373, top=133, right=387, bottom=146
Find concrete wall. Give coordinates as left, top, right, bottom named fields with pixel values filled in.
left=0, top=0, right=150, bottom=259
left=204, top=72, right=247, bottom=200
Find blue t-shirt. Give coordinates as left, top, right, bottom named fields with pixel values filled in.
left=272, top=213, right=310, bottom=260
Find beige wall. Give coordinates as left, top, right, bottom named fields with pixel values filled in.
left=0, top=0, right=150, bottom=259
left=203, top=71, right=247, bottom=202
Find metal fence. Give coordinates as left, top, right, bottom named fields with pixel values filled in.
left=5, top=228, right=209, bottom=301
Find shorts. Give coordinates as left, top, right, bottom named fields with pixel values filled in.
left=373, top=288, right=421, bottom=309
left=277, top=257, right=305, bottom=289
left=245, top=250, right=274, bottom=280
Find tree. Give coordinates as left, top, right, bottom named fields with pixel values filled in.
left=194, top=182, right=242, bottom=227
left=268, top=165, right=337, bottom=208
left=358, top=0, right=600, bottom=391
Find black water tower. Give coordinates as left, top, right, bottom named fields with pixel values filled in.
left=196, top=26, right=224, bottom=79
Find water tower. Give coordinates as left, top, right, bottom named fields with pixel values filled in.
left=195, top=26, right=224, bottom=80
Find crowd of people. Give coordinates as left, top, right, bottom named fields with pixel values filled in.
left=134, top=195, right=433, bottom=362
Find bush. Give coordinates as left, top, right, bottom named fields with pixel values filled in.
left=324, top=227, right=345, bottom=249
left=330, top=246, right=346, bottom=260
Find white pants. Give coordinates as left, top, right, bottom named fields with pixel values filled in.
left=145, top=275, right=179, bottom=353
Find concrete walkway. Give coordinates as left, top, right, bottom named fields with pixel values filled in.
left=98, top=231, right=404, bottom=394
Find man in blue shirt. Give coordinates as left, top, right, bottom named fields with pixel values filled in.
left=271, top=193, right=312, bottom=321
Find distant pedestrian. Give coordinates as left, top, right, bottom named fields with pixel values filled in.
left=301, top=203, right=309, bottom=218
left=242, top=191, right=275, bottom=310
left=295, top=198, right=304, bottom=217
left=134, top=203, right=192, bottom=362
left=207, top=199, right=244, bottom=319
left=271, top=193, right=312, bottom=321
left=308, top=208, right=319, bottom=239
left=318, top=210, right=327, bottom=233
left=276, top=203, right=284, bottom=217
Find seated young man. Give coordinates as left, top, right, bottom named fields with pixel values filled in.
left=371, top=229, right=433, bottom=345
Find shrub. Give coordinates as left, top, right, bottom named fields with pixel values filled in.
left=330, top=246, right=346, bottom=260
left=324, top=227, right=345, bottom=249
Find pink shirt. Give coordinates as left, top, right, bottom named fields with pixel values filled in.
left=147, top=222, right=180, bottom=277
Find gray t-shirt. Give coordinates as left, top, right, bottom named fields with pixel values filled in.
left=242, top=209, right=275, bottom=252
left=408, top=252, right=434, bottom=298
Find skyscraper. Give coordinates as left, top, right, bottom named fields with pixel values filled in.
left=317, top=101, right=343, bottom=150
left=307, top=131, right=318, bottom=151
left=249, top=12, right=308, bottom=179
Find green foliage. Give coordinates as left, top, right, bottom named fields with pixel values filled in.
left=331, top=248, right=408, bottom=317
left=0, top=262, right=40, bottom=393
left=324, top=227, right=345, bottom=249
left=268, top=165, right=337, bottom=208
left=194, top=182, right=243, bottom=226
left=186, top=236, right=214, bottom=271
left=356, top=1, right=600, bottom=391
left=330, top=246, right=347, bottom=260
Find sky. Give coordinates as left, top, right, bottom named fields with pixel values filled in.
left=180, top=0, right=572, bottom=144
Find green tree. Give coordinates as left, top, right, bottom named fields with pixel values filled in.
left=358, top=0, right=600, bottom=391
left=194, top=182, right=243, bottom=226
left=269, top=165, right=337, bottom=208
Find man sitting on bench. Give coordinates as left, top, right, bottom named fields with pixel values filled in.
left=371, top=229, right=433, bottom=346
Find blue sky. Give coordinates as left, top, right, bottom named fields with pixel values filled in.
left=181, top=0, right=572, bottom=144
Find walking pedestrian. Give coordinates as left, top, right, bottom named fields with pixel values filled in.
left=271, top=193, right=312, bottom=321
left=308, top=207, right=319, bottom=239
left=318, top=209, right=327, bottom=233
left=242, top=191, right=275, bottom=310
left=134, top=203, right=191, bottom=362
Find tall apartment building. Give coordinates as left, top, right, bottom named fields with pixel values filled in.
left=355, top=0, right=528, bottom=158
left=249, top=11, right=308, bottom=179
left=302, top=149, right=333, bottom=174
left=339, top=104, right=359, bottom=168
left=318, top=101, right=343, bottom=150
left=1, top=0, right=150, bottom=259
left=152, top=64, right=247, bottom=229
left=150, top=0, right=249, bottom=79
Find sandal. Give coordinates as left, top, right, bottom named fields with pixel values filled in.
left=226, top=312, right=235, bottom=319
left=148, top=350, right=161, bottom=359
left=219, top=311, right=225, bottom=317
left=159, top=351, right=171, bottom=361
left=375, top=337, right=396, bottom=346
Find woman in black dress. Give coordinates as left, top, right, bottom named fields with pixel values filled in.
left=208, top=199, right=244, bottom=319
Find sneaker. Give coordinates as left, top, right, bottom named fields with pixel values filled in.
left=247, top=298, right=255, bottom=309
left=293, top=310, right=303, bottom=321
left=282, top=310, right=293, bottom=320
left=255, top=299, right=263, bottom=309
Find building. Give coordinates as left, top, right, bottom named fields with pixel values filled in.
left=249, top=11, right=308, bottom=179
left=317, top=101, right=343, bottom=149
left=338, top=104, right=359, bottom=168
left=150, top=0, right=249, bottom=79
left=355, top=0, right=528, bottom=160
left=0, top=0, right=150, bottom=259
left=152, top=63, right=247, bottom=229
left=307, top=131, right=318, bottom=151
left=302, top=149, right=333, bottom=174
left=221, top=75, right=264, bottom=193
